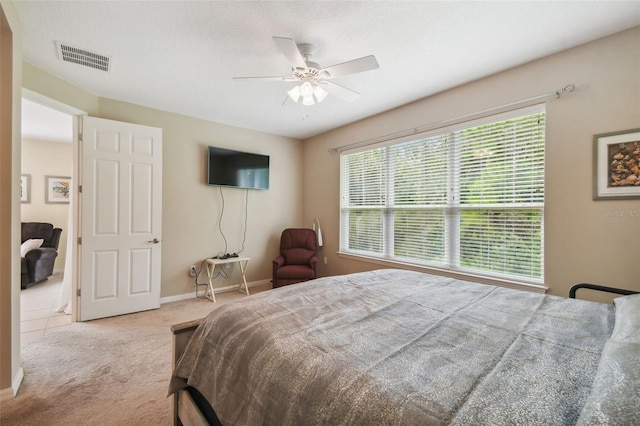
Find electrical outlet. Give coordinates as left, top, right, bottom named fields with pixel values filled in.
left=189, top=265, right=197, bottom=277
left=324, top=257, right=328, bottom=265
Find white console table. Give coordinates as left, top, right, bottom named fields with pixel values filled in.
left=203, top=257, right=250, bottom=303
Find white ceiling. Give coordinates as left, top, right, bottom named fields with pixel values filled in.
left=16, top=1, right=640, bottom=141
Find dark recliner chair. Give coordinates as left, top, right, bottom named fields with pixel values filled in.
left=21, top=222, right=62, bottom=289
left=272, top=228, right=318, bottom=288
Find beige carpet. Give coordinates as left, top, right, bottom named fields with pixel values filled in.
left=1, top=285, right=269, bottom=425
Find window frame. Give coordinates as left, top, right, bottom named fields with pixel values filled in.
left=339, top=104, right=545, bottom=286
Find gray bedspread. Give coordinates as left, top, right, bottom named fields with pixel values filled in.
left=170, top=269, right=624, bottom=425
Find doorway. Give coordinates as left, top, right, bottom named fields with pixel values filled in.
left=20, top=97, right=75, bottom=344
left=21, top=90, right=85, bottom=326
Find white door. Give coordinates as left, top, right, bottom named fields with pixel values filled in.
left=80, top=117, right=162, bottom=321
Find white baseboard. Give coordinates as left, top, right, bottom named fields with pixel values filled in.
left=160, top=292, right=195, bottom=304
left=0, top=367, right=24, bottom=401
left=160, top=279, right=272, bottom=304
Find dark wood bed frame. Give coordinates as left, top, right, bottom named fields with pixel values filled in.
left=170, top=282, right=638, bottom=426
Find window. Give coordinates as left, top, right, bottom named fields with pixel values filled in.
left=340, top=105, right=545, bottom=284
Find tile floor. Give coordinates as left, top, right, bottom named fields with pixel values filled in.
left=20, top=273, right=72, bottom=347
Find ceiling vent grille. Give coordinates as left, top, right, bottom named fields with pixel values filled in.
left=56, top=41, right=110, bottom=72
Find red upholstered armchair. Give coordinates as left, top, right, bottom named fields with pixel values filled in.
left=272, top=228, right=318, bottom=288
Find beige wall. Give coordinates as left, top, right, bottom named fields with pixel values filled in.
left=96, top=99, right=303, bottom=297
left=21, top=139, right=72, bottom=270
left=23, top=62, right=99, bottom=116
left=303, top=26, right=640, bottom=300
left=22, top=66, right=304, bottom=298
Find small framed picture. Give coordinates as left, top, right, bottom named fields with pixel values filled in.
left=45, top=175, right=71, bottom=203
left=593, top=128, right=640, bottom=200
left=21, top=174, right=31, bottom=203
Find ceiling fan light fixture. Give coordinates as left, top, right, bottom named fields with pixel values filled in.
left=289, top=80, right=327, bottom=106
left=314, top=85, right=328, bottom=103
left=287, top=85, right=301, bottom=103
left=300, top=81, right=314, bottom=97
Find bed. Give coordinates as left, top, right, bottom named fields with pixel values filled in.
left=169, top=269, right=640, bottom=425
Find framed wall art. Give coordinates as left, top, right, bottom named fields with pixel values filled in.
left=593, top=128, right=640, bottom=200
left=20, top=174, right=31, bottom=203
left=45, top=175, right=71, bottom=203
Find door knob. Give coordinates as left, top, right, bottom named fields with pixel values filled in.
left=148, top=238, right=160, bottom=244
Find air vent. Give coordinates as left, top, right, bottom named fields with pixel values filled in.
left=56, top=41, right=110, bottom=72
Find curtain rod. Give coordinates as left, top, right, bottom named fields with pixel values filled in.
left=328, top=84, right=575, bottom=153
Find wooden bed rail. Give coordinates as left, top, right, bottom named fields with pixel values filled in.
left=569, top=283, right=639, bottom=299
left=171, top=318, right=205, bottom=426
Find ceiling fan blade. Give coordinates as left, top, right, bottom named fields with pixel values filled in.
left=272, top=36, right=307, bottom=70
left=321, top=55, right=379, bottom=79
left=232, top=76, right=297, bottom=82
left=320, top=81, right=360, bottom=102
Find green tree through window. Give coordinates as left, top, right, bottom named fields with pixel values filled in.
left=340, top=105, right=545, bottom=283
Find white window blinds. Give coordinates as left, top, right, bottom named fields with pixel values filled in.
left=340, top=105, right=545, bottom=284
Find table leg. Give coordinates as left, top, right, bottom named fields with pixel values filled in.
left=205, top=262, right=217, bottom=303
left=239, top=260, right=250, bottom=295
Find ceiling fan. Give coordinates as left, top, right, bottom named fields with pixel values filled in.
left=233, top=36, right=379, bottom=106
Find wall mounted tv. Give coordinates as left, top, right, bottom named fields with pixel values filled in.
left=207, top=146, right=270, bottom=190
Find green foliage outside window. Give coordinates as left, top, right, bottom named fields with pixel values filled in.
left=341, top=107, right=545, bottom=283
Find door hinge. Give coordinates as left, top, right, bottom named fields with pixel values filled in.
left=77, top=288, right=81, bottom=297
left=79, top=184, right=82, bottom=193
left=78, top=237, right=82, bottom=245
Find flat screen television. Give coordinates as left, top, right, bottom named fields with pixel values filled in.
left=207, top=146, right=270, bottom=190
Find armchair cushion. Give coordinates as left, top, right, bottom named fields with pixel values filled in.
left=21, top=239, right=44, bottom=257
left=282, top=248, right=316, bottom=265
left=276, top=264, right=317, bottom=280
